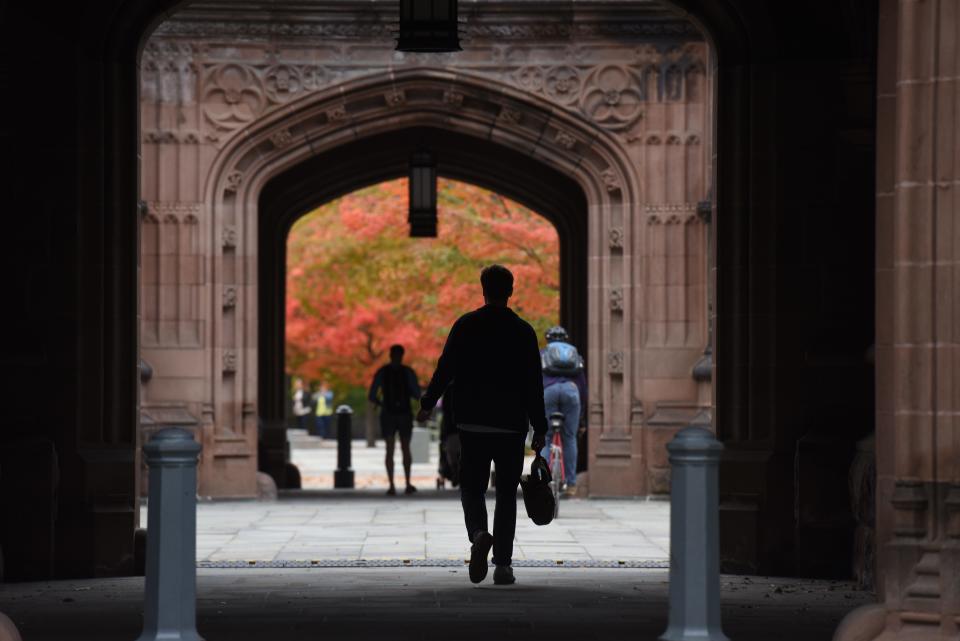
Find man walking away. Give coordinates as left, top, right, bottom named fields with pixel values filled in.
left=369, top=345, right=421, bottom=495
left=540, top=326, right=586, bottom=496
left=417, top=265, right=548, bottom=586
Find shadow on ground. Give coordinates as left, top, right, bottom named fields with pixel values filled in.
left=0, top=568, right=873, bottom=641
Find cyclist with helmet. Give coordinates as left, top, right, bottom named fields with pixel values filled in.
left=540, top=326, right=586, bottom=495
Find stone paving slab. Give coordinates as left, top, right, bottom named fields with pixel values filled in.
left=289, top=430, right=461, bottom=490
left=0, top=568, right=876, bottom=641
left=147, top=494, right=671, bottom=563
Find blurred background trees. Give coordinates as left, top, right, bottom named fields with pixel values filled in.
left=286, top=178, right=560, bottom=408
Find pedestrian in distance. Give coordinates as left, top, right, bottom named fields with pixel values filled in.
left=369, top=344, right=421, bottom=495
left=314, top=380, right=334, bottom=438
left=292, top=378, right=312, bottom=432
left=418, top=264, right=548, bottom=586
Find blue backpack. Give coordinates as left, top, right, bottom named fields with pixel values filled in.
left=542, top=342, right=581, bottom=377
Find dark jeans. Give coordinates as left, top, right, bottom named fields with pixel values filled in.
left=459, top=431, right=526, bottom=567
left=314, top=415, right=332, bottom=438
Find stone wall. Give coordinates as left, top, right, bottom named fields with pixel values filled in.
left=139, top=0, right=713, bottom=497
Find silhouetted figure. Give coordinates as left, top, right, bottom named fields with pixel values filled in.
left=369, top=344, right=421, bottom=495
left=539, top=325, right=586, bottom=494
left=418, top=264, right=548, bottom=585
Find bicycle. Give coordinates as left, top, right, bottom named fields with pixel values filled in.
left=546, top=411, right=565, bottom=518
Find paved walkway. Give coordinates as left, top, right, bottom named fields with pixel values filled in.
left=161, top=429, right=671, bottom=565
left=157, top=495, right=670, bottom=564
left=0, top=568, right=875, bottom=641
left=289, top=428, right=533, bottom=490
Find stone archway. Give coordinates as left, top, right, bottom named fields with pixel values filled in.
left=255, top=124, right=590, bottom=470
left=139, top=18, right=713, bottom=497
left=197, top=68, right=701, bottom=498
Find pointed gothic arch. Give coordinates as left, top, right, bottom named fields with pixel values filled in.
left=196, top=69, right=651, bottom=494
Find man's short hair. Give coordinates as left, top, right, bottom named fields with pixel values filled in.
left=389, top=344, right=405, bottom=357
left=480, top=264, right=514, bottom=301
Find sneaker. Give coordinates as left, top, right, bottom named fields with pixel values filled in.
left=469, top=531, right=493, bottom=583
left=405, top=484, right=417, bottom=495
left=386, top=486, right=397, bottom=496
left=493, top=565, right=515, bottom=585
left=562, top=485, right=577, bottom=498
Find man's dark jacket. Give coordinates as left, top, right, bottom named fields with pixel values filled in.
left=421, top=304, right=548, bottom=436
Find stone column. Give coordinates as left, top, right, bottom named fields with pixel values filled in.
left=836, top=0, right=960, bottom=638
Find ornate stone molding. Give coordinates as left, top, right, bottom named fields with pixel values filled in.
left=601, top=169, right=621, bottom=193
left=554, top=130, right=577, bottom=150
left=269, top=128, right=294, bottom=148
left=443, top=90, right=464, bottom=107
left=385, top=90, right=406, bottom=107
left=645, top=203, right=699, bottom=226
left=223, top=350, right=238, bottom=373
left=202, top=64, right=266, bottom=131
left=142, top=129, right=202, bottom=145
left=610, top=288, right=624, bottom=312
left=154, top=19, right=701, bottom=41
left=608, top=227, right=624, bottom=249
left=145, top=35, right=707, bottom=137
left=327, top=105, right=347, bottom=121
left=224, top=170, right=243, bottom=193
left=146, top=202, right=202, bottom=222
left=497, top=108, right=522, bottom=125
left=608, top=351, right=624, bottom=375
left=222, top=225, right=238, bottom=249
left=264, top=64, right=304, bottom=102
left=222, top=286, right=238, bottom=309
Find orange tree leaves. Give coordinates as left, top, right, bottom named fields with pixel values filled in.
left=286, top=178, right=560, bottom=390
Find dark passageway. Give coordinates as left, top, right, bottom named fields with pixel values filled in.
left=2, top=569, right=872, bottom=641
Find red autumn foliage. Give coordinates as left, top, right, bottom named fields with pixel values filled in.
left=286, top=178, right=560, bottom=389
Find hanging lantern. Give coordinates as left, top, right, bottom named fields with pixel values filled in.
left=409, top=149, right=438, bottom=237
left=396, top=0, right=461, bottom=53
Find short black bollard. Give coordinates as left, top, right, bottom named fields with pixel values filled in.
left=334, top=405, right=355, bottom=489
left=660, top=426, right=728, bottom=641
left=136, top=428, right=204, bottom=641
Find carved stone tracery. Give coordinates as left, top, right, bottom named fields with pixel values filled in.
left=144, top=16, right=706, bottom=141
left=202, top=64, right=266, bottom=131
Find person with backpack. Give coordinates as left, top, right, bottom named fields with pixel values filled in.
left=540, top=326, right=586, bottom=496
left=368, top=344, right=421, bottom=495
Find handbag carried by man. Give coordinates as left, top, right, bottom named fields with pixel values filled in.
left=520, top=454, right=556, bottom=526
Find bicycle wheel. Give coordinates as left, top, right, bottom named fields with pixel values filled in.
left=549, top=446, right=562, bottom=518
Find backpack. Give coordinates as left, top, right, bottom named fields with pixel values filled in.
left=542, top=341, right=581, bottom=377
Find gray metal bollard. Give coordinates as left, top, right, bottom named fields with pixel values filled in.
left=334, top=405, right=355, bottom=488
left=136, top=428, right=204, bottom=641
left=660, top=426, right=728, bottom=641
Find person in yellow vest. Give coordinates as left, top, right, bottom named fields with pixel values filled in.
left=313, top=380, right=334, bottom=438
